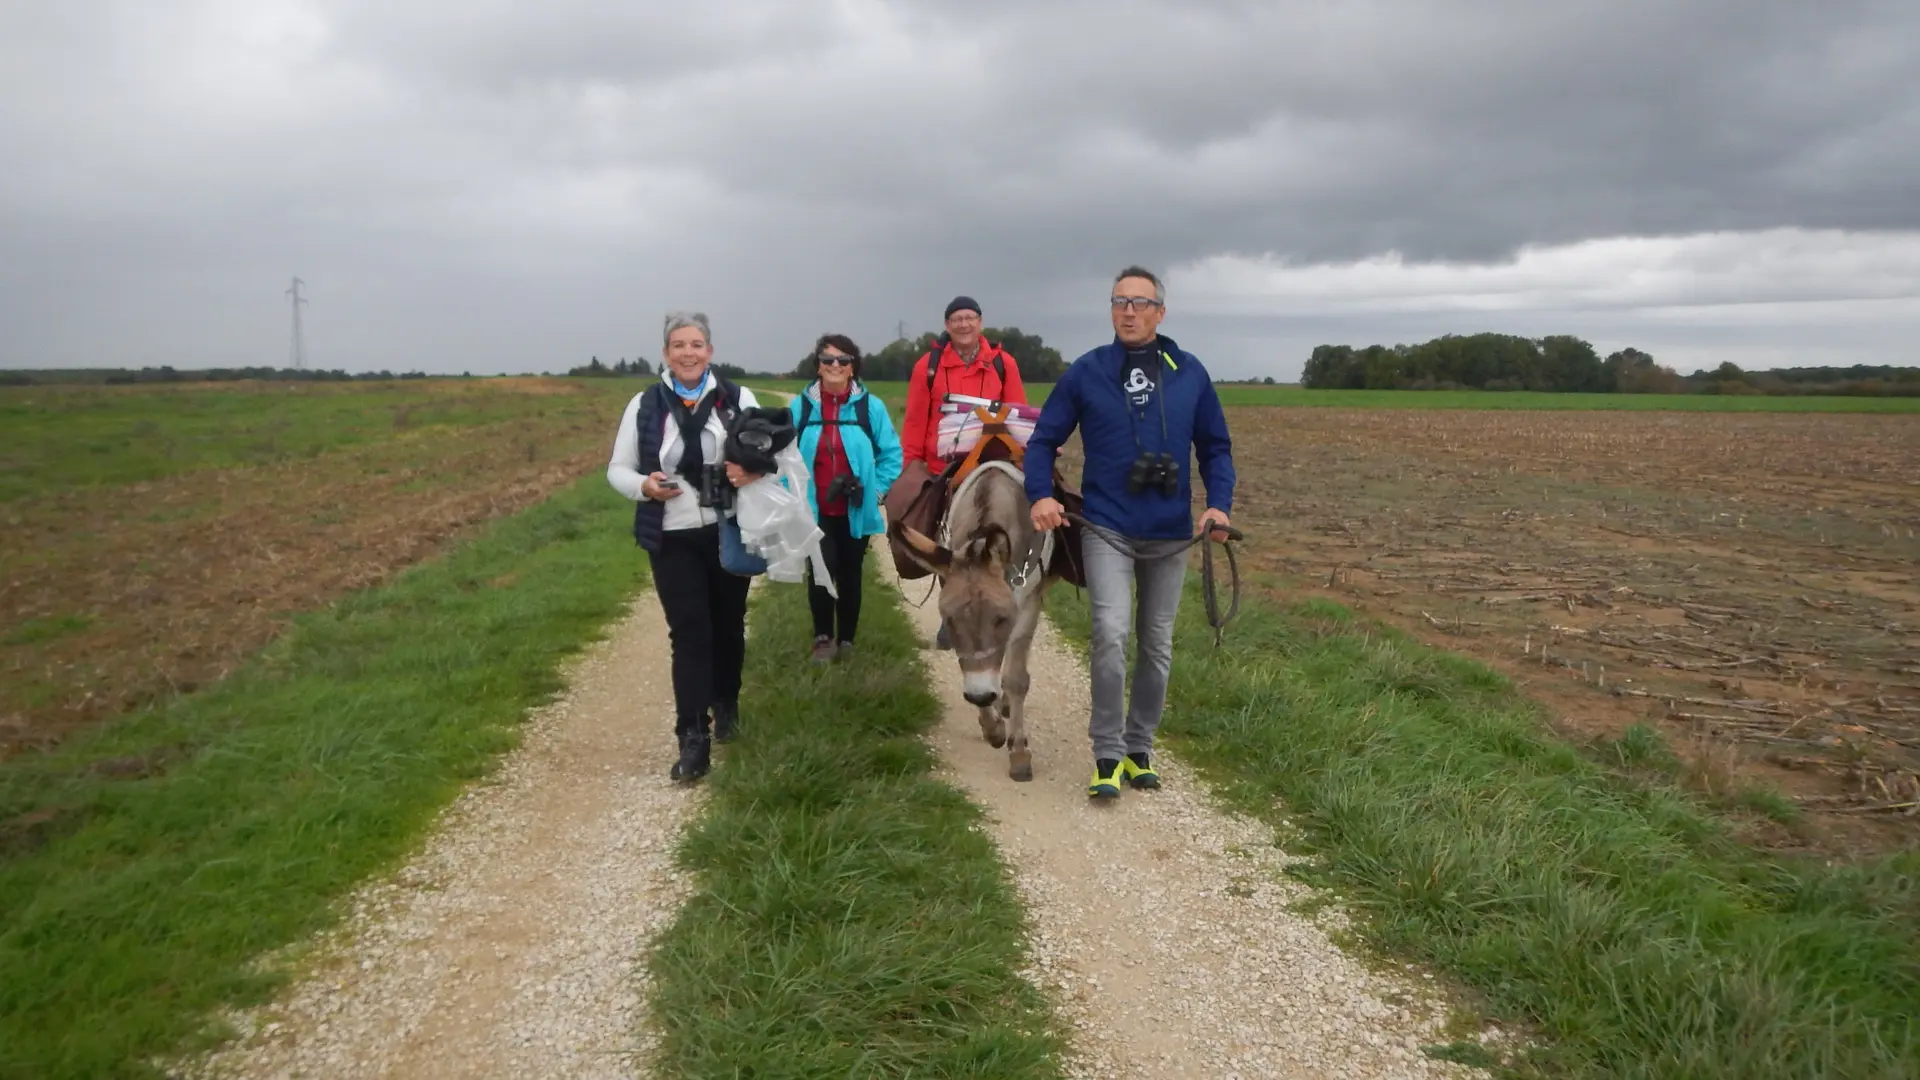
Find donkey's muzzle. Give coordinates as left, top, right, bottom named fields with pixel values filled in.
left=964, top=689, right=999, bottom=707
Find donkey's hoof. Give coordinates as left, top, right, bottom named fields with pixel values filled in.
left=980, top=716, right=1008, bottom=748
left=1009, top=753, right=1033, bottom=782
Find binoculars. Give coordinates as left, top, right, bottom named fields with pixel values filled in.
left=825, top=473, right=864, bottom=504
left=1127, top=451, right=1179, bottom=497
left=697, top=462, right=736, bottom=512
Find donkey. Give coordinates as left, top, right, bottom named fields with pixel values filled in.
left=897, top=460, right=1058, bottom=782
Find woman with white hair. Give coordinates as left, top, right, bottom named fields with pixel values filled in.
left=607, top=312, right=763, bottom=782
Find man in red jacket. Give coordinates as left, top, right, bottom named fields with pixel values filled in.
left=901, top=295, right=1028, bottom=471
left=899, top=296, right=1027, bottom=650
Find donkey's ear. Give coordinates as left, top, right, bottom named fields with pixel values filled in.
left=976, top=524, right=1014, bottom=567
left=898, top=525, right=952, bottom=576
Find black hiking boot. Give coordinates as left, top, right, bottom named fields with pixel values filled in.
left=712, top=700, right=739, bottom=744
left=670, top=715, right=711, bottom=782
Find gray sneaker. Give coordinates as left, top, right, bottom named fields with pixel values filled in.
left=810, top=635, right=837, bottom=664
left=835, top=641, right=854, bottom=662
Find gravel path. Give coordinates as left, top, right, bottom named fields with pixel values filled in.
left=882, top=559, right=1489, bottom=1080
left=161, top=449, right=1490, bottom=1080
left=175, top=591, right=701, bottom=1080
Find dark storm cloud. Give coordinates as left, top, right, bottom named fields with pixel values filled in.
left=2, top=0, right=1916, bottom=378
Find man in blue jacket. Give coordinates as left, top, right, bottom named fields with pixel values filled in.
left=1027, top=265, right=1236, bottom=799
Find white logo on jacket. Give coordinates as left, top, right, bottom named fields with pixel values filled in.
left=1123, top=366, right=1153, bottom=405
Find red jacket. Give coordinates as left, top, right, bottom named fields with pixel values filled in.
left=901, top=338, right=1027, bottom=468
left=810, top=388, right=854, bottom=515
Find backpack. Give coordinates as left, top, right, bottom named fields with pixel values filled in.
left=795, top=387, right=877, bottom=448
left=922, top=332, right=1007, bottom=396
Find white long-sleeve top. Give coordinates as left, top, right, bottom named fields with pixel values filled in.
left=607, top=375, right=762, bottom=532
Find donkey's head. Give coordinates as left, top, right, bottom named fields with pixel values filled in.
left=900, top=523, right=1019, bottom=706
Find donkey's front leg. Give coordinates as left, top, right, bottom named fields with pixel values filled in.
left=978, top=702, right=1007, bottom=748
left=1001, top=612, right=1041, bottom=783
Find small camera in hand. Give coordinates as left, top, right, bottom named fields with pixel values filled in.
left=1127, top=451, right=1179, bottom=497
left=825, top=473, right=864, bottom=504
left=698, top=462, right=736, bottom=511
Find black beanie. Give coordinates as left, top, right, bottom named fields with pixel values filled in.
left=944, top=295, right=980, bottom=320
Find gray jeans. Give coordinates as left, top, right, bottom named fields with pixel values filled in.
left=1082, top=529, right=1190, bottom=761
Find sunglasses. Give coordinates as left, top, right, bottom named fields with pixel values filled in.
left=817, top=354, right=855, bottom=366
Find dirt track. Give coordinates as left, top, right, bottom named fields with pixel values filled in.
left=172, top=556, right=1487, bottom=1079
left=882, top=557, right=1484, bottom=1079
left=177, top=591, right=701, bottom=1079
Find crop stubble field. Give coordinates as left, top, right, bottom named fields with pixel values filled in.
left=1215, top=406, right=1920, bottom=852
left=0, top=377, right=640, bottom=765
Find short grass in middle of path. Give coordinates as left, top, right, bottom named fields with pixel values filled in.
left=643, top=565, right=1062, bottom=1078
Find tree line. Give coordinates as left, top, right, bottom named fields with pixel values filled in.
left=0, top=366, right=446, bottom=387
left=0, top=326, right=1073, bottom=388
left=566, top=356, right=653, bottom=377
left=1301, top=334, right=1920, bottom=396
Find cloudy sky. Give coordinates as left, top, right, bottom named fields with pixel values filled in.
left=3, top=0, right=1917, bottom=380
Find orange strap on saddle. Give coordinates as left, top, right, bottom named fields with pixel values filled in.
left=947, top=404, right=1025, bottom=489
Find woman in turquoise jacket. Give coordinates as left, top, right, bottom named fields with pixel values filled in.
left=789, top=333, right=904, bottom=663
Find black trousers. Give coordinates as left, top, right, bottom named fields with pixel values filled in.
left=647, top=524, right=751, bottom=731
left=807, top=513, right=868, bottom=644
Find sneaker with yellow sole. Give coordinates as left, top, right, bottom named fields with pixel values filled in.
left=1120, top=752, right=1160, bottom=790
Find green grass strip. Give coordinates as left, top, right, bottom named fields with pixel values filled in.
left=644, top=566, right=1063, bottom=1078
left=1046, top=582, right=1920, bottom=1079
left=0, top=476, right=648, bottom=1079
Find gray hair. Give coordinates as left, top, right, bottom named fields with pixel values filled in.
left=662, top=310, right=712, bottom=348
left=1113, top=265, right=1165, bottom=305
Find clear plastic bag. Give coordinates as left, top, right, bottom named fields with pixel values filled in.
left=733, top=443, right=836, bottom=597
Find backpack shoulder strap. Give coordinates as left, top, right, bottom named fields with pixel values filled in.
left=853, top=394, right=875, bottom=445
left=797, top=392, right=815, bottom=431
left=923, top=333, right=950, bottom=393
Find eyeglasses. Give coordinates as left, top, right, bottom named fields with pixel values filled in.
left=1111, top=296, right=1163, bottom=313
left=817, top=354, right=854, bottom=366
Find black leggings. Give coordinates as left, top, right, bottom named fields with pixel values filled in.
left=647, top=524, right=751, bottom=729
left=807, top=513, right=868, bottom=644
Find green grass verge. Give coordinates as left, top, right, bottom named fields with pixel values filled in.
left=1045, top=580, right=1920, bottom=1079
left=1209, top=387, right=1920, bottom=411
left=643, top=566, right=1063, bottom=1078
left=0, top=476, right=649, bottom=1079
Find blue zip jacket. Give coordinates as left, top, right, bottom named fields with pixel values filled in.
left=1023, top=334, right=1235, bottom=540
left=788, top=379, right=903, bottom=539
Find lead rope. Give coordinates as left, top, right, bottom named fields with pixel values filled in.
left=1065, top=512, right=1243, bottom=646
left=1199, top=525, right=1242, bottom=646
